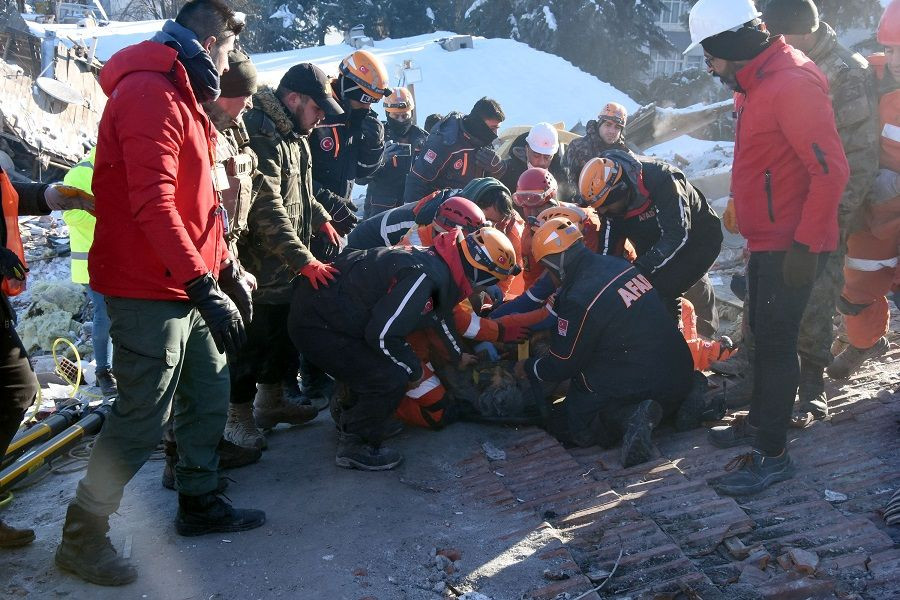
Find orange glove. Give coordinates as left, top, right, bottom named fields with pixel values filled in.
left=723, top=197, right=739, bottom=234
left=299, top=260, right=339, bottom=290
left=319, top=221, right=341, bottom=246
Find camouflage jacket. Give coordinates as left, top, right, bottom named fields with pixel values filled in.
left=807, top=23, right=880, bottom=231
left=239, top=87, right=331, bottom=304
left=563, top=119, right=629, bottom=196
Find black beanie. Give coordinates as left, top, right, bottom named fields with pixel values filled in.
left=701, top=22, right=773, bottom=61
left=762, top=0, right=820, bottom=35
left=219, top=49, right=257, bottom=98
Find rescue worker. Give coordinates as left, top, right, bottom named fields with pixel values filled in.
left=398, top=196, right=486, bottom=247
left=56, top=2, right=265, bottom=585
left=226, top=63, right=344, bottom=450
left=578, top=151, right=723, bottom=323
left=403, top=97, right=507, bottom=204
left=513, top=218, right=694, bottom=467
left=499, top=122, right=571, bottom=202
left=512, top=167, right=561, bottom=289
left=828, top=0, right=900, bottom=381
left=688, top=0, right=849, bottom=496
left=310, top=49, right=389, bottom=237
left=288, top=228, right=520, bottom=470
left=361, top=87, right=428, bottom=218
left=1, top=175, right=93, bottom=548
left=752, top=0, right=880, bottom=421
left=564, top=102, right=629, bottom=194
left=61, top=148, right=116, bottom=397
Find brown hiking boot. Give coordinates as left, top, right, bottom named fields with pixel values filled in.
left=0, top=518, right=35, bottom=548
left=253, top=383, right=318, bottom=430
left=826, top=337, right=889, bottom=380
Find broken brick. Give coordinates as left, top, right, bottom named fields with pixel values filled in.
left=787, top=548, right=819, bottom=575
left=437, top=547, right=462, bottom=562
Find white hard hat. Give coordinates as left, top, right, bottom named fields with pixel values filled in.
left=684, top=0, right=762, bottom=55
left=526, top=122, right=560, bottom=155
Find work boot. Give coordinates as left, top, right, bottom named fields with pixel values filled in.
left=0, top=518, right=35, bottom=548
left=174, top=492, right=265, bottom=537
left=224, top=403, right=266, bottom=450
left=55, top=503, right=137, bottom=586
left=675, top=372, right=721, bottom=431
left=300, top=358, right=335, bottom=411
left=94, top=368, right=118, bottom=398
left=621, top=399, right=663, bottom=468
left=708, top=413, right=757, bottom=449
left=796, top=360, right=828, bottom=421
left=335, top=432, right=403, bottom=471
left=826, top=337, right=889, bottom=380
left=253, top=383, right=318, bottom=430
left=711, top=450, right=795, bottom=496
left=217, top=438, right=261, bottom=470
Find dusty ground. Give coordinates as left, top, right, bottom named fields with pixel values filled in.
left=2, top=328, right=899, bottom=600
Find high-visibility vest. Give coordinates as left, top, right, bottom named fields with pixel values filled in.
left=1, top=167, right=25, bottom=296
left=61, top=148, right=96, bottom=284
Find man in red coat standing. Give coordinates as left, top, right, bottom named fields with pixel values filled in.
left=686, top=0, right=849, bottom=496
left=55, top=1, right=264, bottom=586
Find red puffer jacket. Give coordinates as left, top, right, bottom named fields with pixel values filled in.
left=732, top=38, right=849, bottom=253
left=89, top=41, right=227, bottom=300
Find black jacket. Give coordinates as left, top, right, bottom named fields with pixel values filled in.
left=2, top=178, right=50, bottom=324
left=361, top=120, right=428, bottom=216
left=499, top=132, right=572, bottom=202
left=403, top=112, right=495, bottom=204
left=290, top=245, right=463, bottom=381
left=525, top=245, right=693, bottom=397
left=309, top=89, right=385, bottom=210
left=600, top=158, right=722, bottom=276
left=346, top=190, right=452, bottom=250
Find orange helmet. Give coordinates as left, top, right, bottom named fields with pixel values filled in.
left=513, top=168, right=558, bottom=208
left=461, top=227, right=521, bottom=281
left=338, top=50, right=391, bottom=102
left=384, top=86, right=414, bottom=113
left=537, top=204, right=588, bottom=225
left=579, top=157, right=623, bottom=209
left=598, top=102, right=627, bottom=128
left=531, top=217, right=583, bottom=264
left=878, top=0, right=900, bottom=46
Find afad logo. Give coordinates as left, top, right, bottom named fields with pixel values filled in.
left=320, top=137, right=335, bottom=152
left=453, top=158, right=464, bottom=170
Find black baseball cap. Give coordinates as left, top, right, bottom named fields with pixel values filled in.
left=279, top=63, right=343, bottom=116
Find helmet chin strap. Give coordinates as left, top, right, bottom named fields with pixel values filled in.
left=542, top=251, right=566, bottom=281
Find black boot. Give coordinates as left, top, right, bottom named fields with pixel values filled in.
left=175, top=492, right=266, bottom=537
left=162, top=439, right=231, bottom=492
left=55, top=503, right=137, bottom=586
left=620, top=399, right=663, bottom=468
left=217, top=438, right=262, bottom=469
left=796, top=359, right=828, bottom=421
left=94, top=368, right=118, bottom=398
left=0, top=518, right=35, bottom=548
left=335, top=432, right=403, bottom=471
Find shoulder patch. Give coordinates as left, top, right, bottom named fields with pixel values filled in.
left=557, top=318, right=569, bottom=336
left=453, top=158, right=464, bottom=170
left=424, top=149, right=438, bottom=164
left=422, top=297, right=434, bottom=314
left=320, top=137, right=335, bottom=152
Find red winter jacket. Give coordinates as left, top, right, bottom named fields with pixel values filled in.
left=89, top=41, right=227, bottom=300
left=732, top=38, right=849, bottom=253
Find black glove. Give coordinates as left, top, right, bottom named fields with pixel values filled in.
left=475, top=147, right=506, bottom=177
left=330, top=198, right=360, bottom=236
left=217, top=260, right=253, bottom=325
left=0, top=247, right=27, bottom=281
left=782, top=242, right=819, bottom=288
left=185, top=273, right=246, bottom=355
left=358, top=113, right=384, bottom=146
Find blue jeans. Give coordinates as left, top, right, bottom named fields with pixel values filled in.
left=87, top=285, right=112, bottom=371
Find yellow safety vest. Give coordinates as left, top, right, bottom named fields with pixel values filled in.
left=61, top=148, right=95, bottom=284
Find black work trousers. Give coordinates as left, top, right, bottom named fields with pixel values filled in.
left=0, top=322, right=39, bottom=457
left=291, top=327, right=407, bottom=443
left=746, top=251, right=821, bottom=455
left=229, top=303, right=296, bottom=405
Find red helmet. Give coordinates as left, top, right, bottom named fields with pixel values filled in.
left=434, top=196, right=487, bottom=234
left=879, top=0, right=900, bottom=46
left=513, top=168, right=558, bottom=208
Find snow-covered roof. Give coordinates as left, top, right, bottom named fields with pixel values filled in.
left=24, top=18, right=165, bottom=62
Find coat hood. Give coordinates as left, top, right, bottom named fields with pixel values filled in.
left=736, top=37, right=826, bottom=94
left=99, top=41, right=180, bottom=97
left=252, top=87, right=297, bottom=138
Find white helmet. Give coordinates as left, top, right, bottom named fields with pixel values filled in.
left=526, top=122, right=560, bottom=155
left=684, top=0, right=762, bottom=55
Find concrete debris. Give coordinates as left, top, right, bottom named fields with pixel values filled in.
left=458, top=593, right=493, bottom=600
left=584, top=568, right=610, bottom=583
left=18, top=281, right=85, bottom=353
left=481, top=441, right=506, bottom=461
left=738, top=564, right=770, bottom=585
left=742, top=549, right=771, bottom=570
left=542, top=568, right=573, bottom=581
left=723, top=535, right=752, bottom=559
left=824, top=489, right=848, bottom=503
left=436, top=548, right=462, bottom=562
left=787, top=548, right=820, bottom=575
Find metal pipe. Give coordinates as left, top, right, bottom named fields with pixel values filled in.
left=2, top=405, right=84, bottom=468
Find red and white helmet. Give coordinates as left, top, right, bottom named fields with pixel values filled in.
left=513, top=168, right=558, bottom=208
left=434, top=196, right=487, bottom=234
left=879, top=0, right=900, bottom=46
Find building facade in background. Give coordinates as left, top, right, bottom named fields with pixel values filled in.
left=651, top=0, right=705, bottom=78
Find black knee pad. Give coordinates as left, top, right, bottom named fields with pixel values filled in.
left=835, top=296, right=871, bottom=316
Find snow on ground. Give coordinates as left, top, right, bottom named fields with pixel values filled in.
left=25, top=19, right=165, bottom=62
left=644, top=135, right=734, bottom=179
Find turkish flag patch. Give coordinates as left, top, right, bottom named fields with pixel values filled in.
left=424, top=149, right=438, bottom=164
left=453, top=158, right=463, bottom=170
left=422, top=297, right=434, bottom=314
left=320, top=137, right=334, bottom=152
left=557, top=318, right=568, bottom=336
